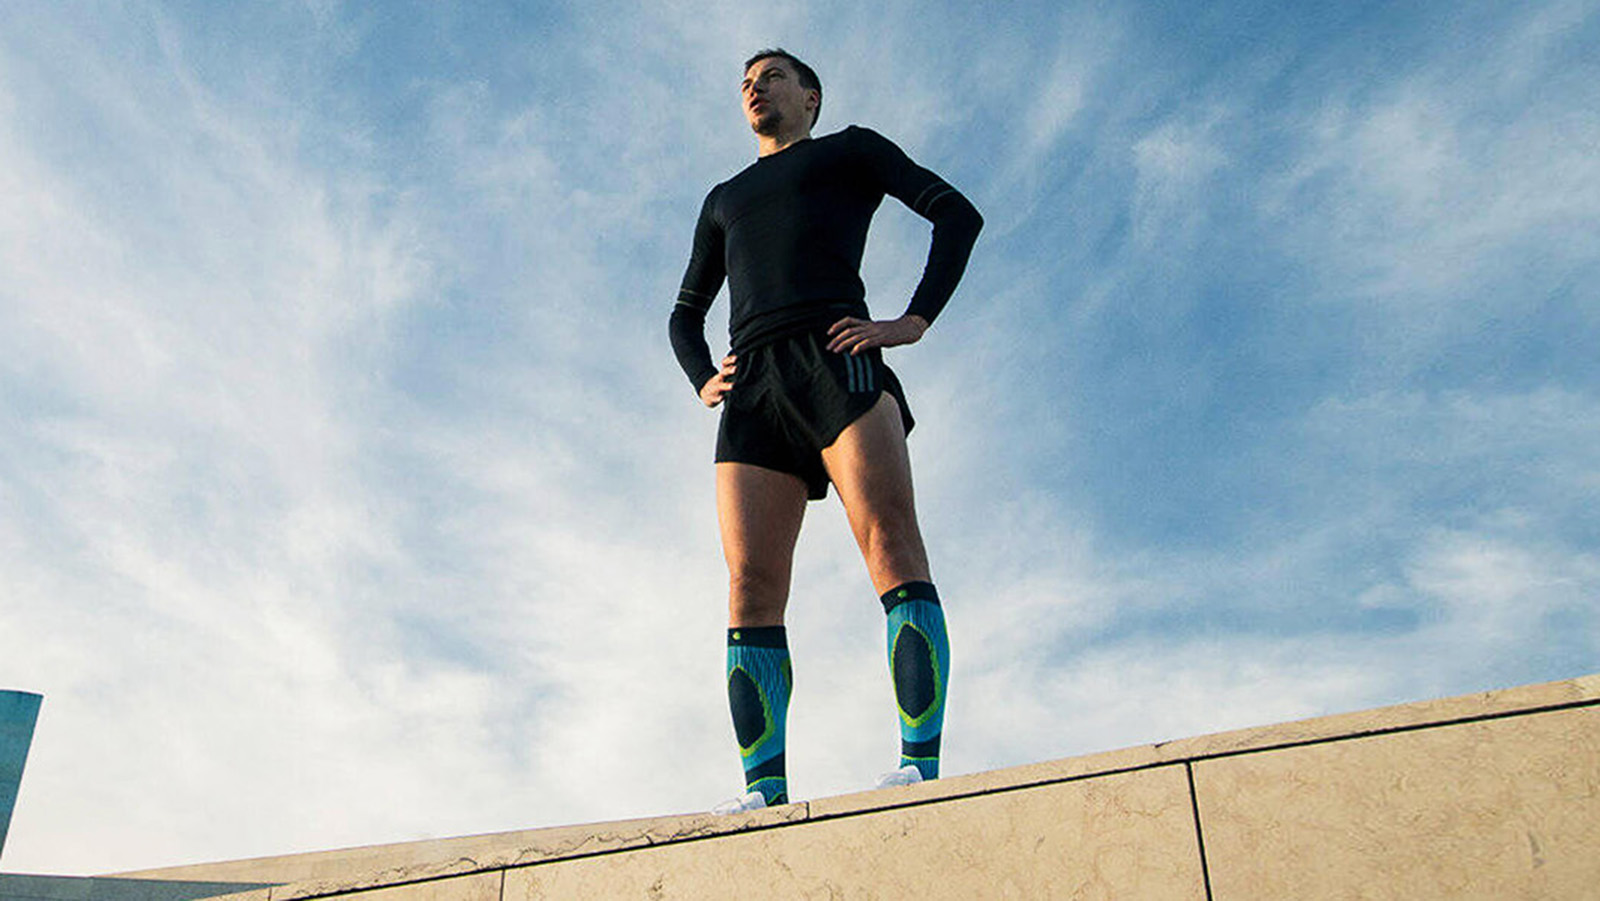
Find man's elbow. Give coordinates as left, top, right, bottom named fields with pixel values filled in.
left=951, top=196, right=983, bottom=235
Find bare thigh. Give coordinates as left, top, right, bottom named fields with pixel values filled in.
left=821, top=392, right=931, bottom=595
left=716, top=462, right=809, bottom=627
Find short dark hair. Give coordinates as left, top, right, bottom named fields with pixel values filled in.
left=743, top=48, right=822, bottom=126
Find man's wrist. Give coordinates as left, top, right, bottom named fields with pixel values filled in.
left=693, top=368, right=717, bottom=395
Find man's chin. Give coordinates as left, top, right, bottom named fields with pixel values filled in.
left=751, top=112, right=784, bottom=136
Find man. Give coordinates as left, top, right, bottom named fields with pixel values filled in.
left=670, top=48, right=982, bottom=813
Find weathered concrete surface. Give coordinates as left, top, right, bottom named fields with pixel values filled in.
left=507, top=765, right=1206, bottom=900
left=1195, top=704, right=1600, bottom=900
left=106, top=806, right=808, bottom=894
left=92, top=671, right=1600, bottom=900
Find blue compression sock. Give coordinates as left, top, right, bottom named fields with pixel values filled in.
left=882, top=582, right=949, bottom=780
left=727, top=626, right=791, bottom=805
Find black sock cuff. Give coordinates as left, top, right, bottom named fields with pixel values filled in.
left=902, top=735, right=942, bottom=760
left=881, top=581, right=940, bottom=613
left=743, top=753, right=787, bottom=783
left=728, top=625, right=788, bottom=648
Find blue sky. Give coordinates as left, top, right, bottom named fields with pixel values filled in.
left=1, top=0, right=1596, bottom=875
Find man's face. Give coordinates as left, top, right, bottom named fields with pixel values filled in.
left=742, top=57, right=814, bottom=136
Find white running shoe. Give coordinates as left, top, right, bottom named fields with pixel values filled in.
left=711, top=790, right=768, bottom=815
left=874, top=764, right=924, bottom=789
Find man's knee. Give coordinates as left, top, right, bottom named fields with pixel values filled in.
left=853, top=516, right=928, bottom=580
left=854, top=503, right=922, bottom=552
left=729, top=565, right=787, bottom=598
left=727, top=565, right=791, bottom=619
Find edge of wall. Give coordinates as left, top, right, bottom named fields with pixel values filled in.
left=97, top=671, right=1600, bottom=901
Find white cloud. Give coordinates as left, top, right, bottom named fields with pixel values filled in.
left=1131, top=112, right=1230, bottom=247
left=1406, top=531, right=1596, bottom=644
left=1262, top=16, right=1600, bottom=313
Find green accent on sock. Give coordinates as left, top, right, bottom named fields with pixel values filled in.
left=746, top=775, right=788, bottom=805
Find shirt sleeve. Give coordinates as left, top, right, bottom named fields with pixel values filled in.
left=853, top=127, right=983, bottom=325
left=669, top=189, right=726, bottom=393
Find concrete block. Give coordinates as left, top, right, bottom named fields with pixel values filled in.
left=323, top=871, right=501, bottom=901
left=1193, top=705, right=1600, bottom=900
left=177, top=806, right=809, bottom=899
left=184, top=891, right=270, bottom=901
left=504, top=765, right=1206, bottom=900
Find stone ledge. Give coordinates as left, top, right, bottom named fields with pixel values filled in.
left=103, top=671, right=1600, bottom=900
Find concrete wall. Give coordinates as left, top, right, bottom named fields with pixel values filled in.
left=101, top=672, right=1600, bottom=900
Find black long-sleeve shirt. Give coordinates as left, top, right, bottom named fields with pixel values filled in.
left=670, top=126, right=983, bottom=392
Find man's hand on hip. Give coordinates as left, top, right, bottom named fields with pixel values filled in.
left=700, top=355, right=738, bottom=407
left=826, top=314, right=929, bottom=355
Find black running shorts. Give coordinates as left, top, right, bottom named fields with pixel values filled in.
left=715, top=331, right=915, bottom=500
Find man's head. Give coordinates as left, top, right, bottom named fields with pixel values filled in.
left=742, top=48, right=822, bottom=137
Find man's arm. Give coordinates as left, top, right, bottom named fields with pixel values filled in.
left=670, top=191, right=727, bottom=396
left=825, top=313, right=928, bottom=355
left=827, top=127, right=983, bottom=355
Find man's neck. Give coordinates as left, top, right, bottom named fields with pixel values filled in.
left=757, top=125, right=813, bottom=157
